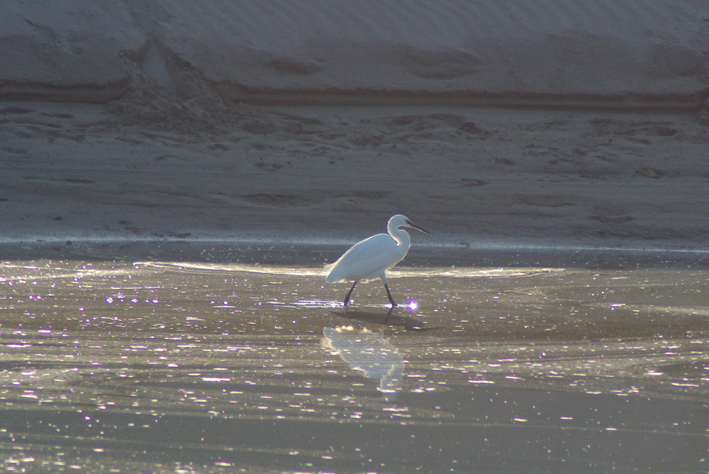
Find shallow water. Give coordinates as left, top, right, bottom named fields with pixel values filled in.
left=1, top=250, right=708, bottom=473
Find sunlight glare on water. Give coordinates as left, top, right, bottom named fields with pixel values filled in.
left=1, top=254, right=708, bottom=473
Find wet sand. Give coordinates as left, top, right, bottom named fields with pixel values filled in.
left=1, top=246, right=709, bottom=473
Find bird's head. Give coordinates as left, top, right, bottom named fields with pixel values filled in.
left=389, top=214, right=430, bottom=235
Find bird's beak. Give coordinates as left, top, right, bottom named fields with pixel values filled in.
left=404, top=219, right=430, bottom=235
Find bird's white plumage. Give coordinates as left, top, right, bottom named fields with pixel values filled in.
left=326, top=214, right=429, bottom=307
left=326, top=232, right=408, bottom=284
left=327, top=213, right=427, bottom=276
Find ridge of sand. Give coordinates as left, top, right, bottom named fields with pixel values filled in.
left=1, top=1, right=708, bottom=109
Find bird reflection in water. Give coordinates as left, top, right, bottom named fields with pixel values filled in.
left=322, top=326, right=405, bottom=401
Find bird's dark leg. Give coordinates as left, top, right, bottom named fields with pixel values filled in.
left=383, top=307, right=394, bottom=324
left=343, top=281, right=357, bottom=307
left=384, top=283, right=398, bottom=307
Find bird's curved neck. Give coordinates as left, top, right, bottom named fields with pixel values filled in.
left=389, top=226, right=411, bottom=246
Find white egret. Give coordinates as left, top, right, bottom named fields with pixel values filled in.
left=326, top=214, right=430, bottom=307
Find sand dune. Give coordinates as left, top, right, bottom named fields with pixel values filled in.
left=1, top=0, right=707, bottom=108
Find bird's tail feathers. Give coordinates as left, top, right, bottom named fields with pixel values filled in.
left=323, top=261, right=339, bottom=283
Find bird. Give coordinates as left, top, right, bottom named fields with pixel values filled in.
left=326, top=214, right=430, bottom=307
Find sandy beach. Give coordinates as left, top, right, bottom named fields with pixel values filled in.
left=2, top=101, right=709, bottom=255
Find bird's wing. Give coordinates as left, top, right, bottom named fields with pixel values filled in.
left=326, top=234, right=402, bottom=283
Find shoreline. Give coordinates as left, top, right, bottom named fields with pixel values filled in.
left=2, top=240, right=708, bottom=270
